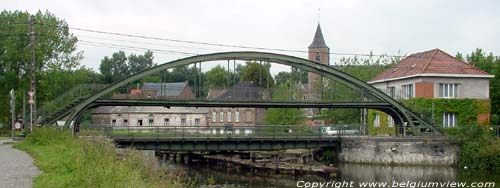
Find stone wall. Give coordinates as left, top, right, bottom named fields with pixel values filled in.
left=338, top=137, right=459, bottom=166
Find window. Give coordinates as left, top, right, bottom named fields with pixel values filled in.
left=148, top=119, right=154, bottom=126
left=402, top=84, right=414, bottom=99
left=211, top=112, right=217, bottom=123
left=387, top=87, right=395, bottom=98
left=439, top=83, right=459, bottom=98
left=164, top=118, right=169, bottom=126
left=138, top=120, right=143, bottom=127
left=387, top=116, right=394, bottom=127
left=374, top=114, right=380, bottom=127
left=442, top=113, right=457, bottom=128
left=235, top=111, right=240, bottom=123
left=194, top=118, right=200, bottom=126
left=112, top=119, right=116, bottom=126
left=227, top=111, right=232, bottom=123
left=181, top=119, right=186, bottom=126
left=123, top=119, right=128, bottom=126
left=315, top=51, right=321, bottom=62
left=219, top=111, right=224, bottom=123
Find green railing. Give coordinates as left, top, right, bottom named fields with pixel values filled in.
left=34, top=84, right=108, bottom=124
left=78, top=125, right=368, bottom=139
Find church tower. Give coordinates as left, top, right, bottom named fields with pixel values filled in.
left=308, top=23, right=330, bottom=96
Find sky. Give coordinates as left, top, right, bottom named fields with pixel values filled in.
left=3, top=0, right=500, bottom=74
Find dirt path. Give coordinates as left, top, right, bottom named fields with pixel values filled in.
left=0, top=139, right=40, bottom=188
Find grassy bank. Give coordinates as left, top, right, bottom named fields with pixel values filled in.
left=14, top=128, right=190, bottom=188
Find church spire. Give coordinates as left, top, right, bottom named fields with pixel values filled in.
left=308, top=23, right=328, bottom=49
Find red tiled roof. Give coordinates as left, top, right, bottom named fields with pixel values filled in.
left=369, top=49, right=492, bottom=83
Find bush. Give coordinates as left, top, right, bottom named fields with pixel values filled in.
left=447, top=125, right=500, bottom=171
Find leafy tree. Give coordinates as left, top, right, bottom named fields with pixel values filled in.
left=99, top=50, right=155, bottom=83
left=204, top=65, right=227, bottom=88
left=99, top=51, right=128, bottom=83
left=0, top=10, right=82, bottom=124
left=265, top=108, right=305, bottom=125
left=240, top=61, right=274, bottom=87
left=458, top=48, right=500, bottom=123
left=128, top=50, right=153, bottom=74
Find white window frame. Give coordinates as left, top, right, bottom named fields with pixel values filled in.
left=194, top=118, right=200, bottom=126
left=387, top=116, right=394, bottom=127
left=235, top=111, right=240, bottom=123
left=211, top=112, right=217, bottom=123
left=442, top=112, right=457, bottom=128
left=219, top=111, right=224, bottom=123
left=402, top=84, right=414, bottom=99
left=374, top=114, right=380, bottom=127
left=439, top=83, right=459, bottom=98
left=181, top=118, right=186, bottom=126
left=227, top=111, right=232, bottom=123
left=164, top=118, right=169, bottom=126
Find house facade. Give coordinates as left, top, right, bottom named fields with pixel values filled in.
left=91, top=106, right=209, bottom=127
left=367, top=49, right=494, bottom=135
left=206, top=81, right=267, bottom=134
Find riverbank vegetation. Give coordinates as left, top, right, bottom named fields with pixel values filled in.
left=447, top=125, right=500, bottom=171
left=14, top=128, right=192, bottom=188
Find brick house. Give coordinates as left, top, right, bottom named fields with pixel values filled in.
left=206, top=81, right=268, bottom=134
left=367, top=49, right=494, bottom=134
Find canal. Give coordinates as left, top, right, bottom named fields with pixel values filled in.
left=156, top=157, right=500, bottom=188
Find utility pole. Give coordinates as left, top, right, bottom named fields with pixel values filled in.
left=28, top=15, right=36, bottom=131
left=10, top=89, right=16, bottom=139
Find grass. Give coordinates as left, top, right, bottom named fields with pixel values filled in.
left=14, top=127, right=193, bottom=188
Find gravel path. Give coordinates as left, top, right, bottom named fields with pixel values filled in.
left=0, top=139, right=40, bottom=188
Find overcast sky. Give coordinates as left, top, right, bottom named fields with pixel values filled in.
left=3, top=0, right=500, bottom=74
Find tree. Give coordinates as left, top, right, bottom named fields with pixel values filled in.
left=240, top=61, right=274, bottom=87
left=99, top=50, right=155, bottom=84
left=458, top=48, right=500, bottom=124
left=204, top=65, right=227, bottom=88
left=274, top=72, right=291, bottom=86
left=265, top=108, right=305, bottom=125
left=0, top=10, right=82, bottom=124
left=128, top=50, right=153, bottom=74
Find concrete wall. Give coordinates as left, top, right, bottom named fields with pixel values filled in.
left=338, top=137, right=459, bottom=166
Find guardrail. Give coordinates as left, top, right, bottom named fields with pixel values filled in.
left=78, top=124, right=500, bottom=139
left=78, top=124, right=369, bottom=140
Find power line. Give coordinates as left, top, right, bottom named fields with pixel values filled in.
left=35, top=22, right=405, bottom=58
left=78, top=40, right=197, bottom=56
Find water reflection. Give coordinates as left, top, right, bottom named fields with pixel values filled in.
left=337, top=163, right=457, bottom=183
left=157, top=158, right=497, bottom=188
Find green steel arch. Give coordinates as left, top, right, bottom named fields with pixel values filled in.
left=64, top=51, right=439, bottom=135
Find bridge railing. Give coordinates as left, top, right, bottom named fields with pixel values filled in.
left=78, top=125, right=368, bottom=139
left=35, top=84, right=108, bottom=124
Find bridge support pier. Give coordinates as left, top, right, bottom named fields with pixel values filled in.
left=272, top=154, right=280, bottom=174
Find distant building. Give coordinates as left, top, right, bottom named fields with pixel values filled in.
left=207, top=82, right=267, bottom=132
left=114, top=81, right=194, bottom=99
left=367, top=49, right=494, bottom=134
left=305, top=23, right=330, bottom=126
left=307, top=23, right=330, bottom=98
left=91, top=106, right=208, bottom=127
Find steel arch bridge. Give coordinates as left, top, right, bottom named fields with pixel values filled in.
left=40, top=51, right=440, bottom=136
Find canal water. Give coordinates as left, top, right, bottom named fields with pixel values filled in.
left=157, top=158, right=499, bottom=188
